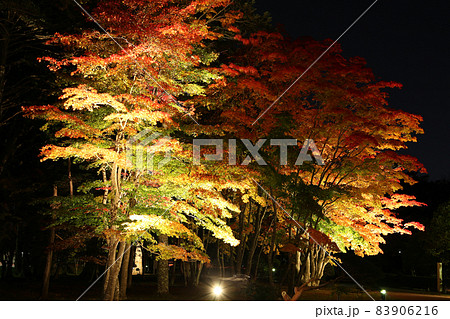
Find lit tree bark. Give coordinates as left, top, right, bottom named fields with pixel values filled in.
left=300, top=242, right=330, bottom=287
left=103, top=239, right=125, bottom=300
left=119, top=242, right=131, bottom=300
left=103, top=237, right=119, bottom=299
left=157, top=234, right=169, bottom=295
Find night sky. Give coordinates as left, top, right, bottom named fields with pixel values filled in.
left=254, top=0, right=450, bottom=180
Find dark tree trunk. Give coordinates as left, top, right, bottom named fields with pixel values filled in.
left=216, top=242, right=223, bottom=277
left=253, top=246, right=263, bottom=280
left=182, top=261, right=191, bottom=287
left=194, top=262, right=203, bottom=286
left=267, top=206, right=277, bottom=285
left=41, top=185, right=57, bottom=299
left=246, top=205, right=265, bottom=276
left=235, top=203, right=247, bottom=274
left=170, top=260, right=177, bottom=286
left=127, top=246, right=135, bottom=289
left=41, top=227, right=55, bottom=299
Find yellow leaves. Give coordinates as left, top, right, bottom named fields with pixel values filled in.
left=104, top=110, right=172, bottom=125
left=124, top=214, right=204, bottom=249
left=149, top=243, right=210, bottom=263
left=39, top=144, right=127, bottom=167
left=60, top=85, right=128, bottom=112
left=125, top=214, right=190, bottom=237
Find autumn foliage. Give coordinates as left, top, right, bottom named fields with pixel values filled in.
left=24, top=0, right=426, bottom=297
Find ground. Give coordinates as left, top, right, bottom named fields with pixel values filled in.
left=1, top=275, right=449, bottom=301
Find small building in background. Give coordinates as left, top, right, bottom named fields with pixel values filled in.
left=132, top=246, right=143, bottom=275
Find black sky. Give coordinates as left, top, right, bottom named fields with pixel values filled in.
left=254, top=0, right=450, bottom=180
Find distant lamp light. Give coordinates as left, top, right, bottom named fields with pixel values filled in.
left=213, top=285, right=223, bottom=297
left=380, top=289, right=387, bottom=301
left=272, top=268, right=276, bottom=272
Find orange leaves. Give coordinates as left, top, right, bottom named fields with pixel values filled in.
left=307, top=228, right=340, bottom=252
left=404, top=221, right=425, bottom=231
left=382, top=194, right=426, bottom=210
left=54, top=128, right=88, bottom=139
left=280, top=243, right=301, bottom=253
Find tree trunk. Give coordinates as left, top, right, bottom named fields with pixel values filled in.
left=246, top=205, right=263, bottom=276
left=157, top=234, right=169, bottom=295
left=127, top=246, right=135, bottom=289
left=216, top=242, right=223, bottom=277
left=41, top=185, right=57, bottom=299
left=267, top=207, right=277, bottom=285
left=103, top=240, right=126, bottom=300
left=41, top=227, right=55, bottom=299
left=253, top=246, right=263, bottom=280
left=103, top=237, right=119, bottom=299
left=194, top=262, right=203, bottom=286
left=235, top=203, right=247, bottom=274
left=300, top=243, right=329, bottom=287
left=170, top=260, right=176, bottom=286
left=119, top=242, right=131, bottom=300
left=183, top=261, right=191, bottom=287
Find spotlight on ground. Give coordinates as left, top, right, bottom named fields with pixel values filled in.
left=213, top=285, right=223, bottom=297
left=380, top=289, right=387, bottom=301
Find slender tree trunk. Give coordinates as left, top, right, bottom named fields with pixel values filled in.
left=127, top=246, right=135, bottom=289
left=295, top=251, right=302, bottom=286
left=68, top=159, right=73, bottom=196
left=170, top=260, right=176, bottom=286
left=253, top=246, right=263, bottom=280
left=103, top=237, right=119, bottom=298
left=41, top=228, right=55, bottom=299
left=119, top=242, right=131, bottom=300
left=216, top=242, right=223, bottom=277
left=194, top=262, right=203, bottom=286
left=267, top=207, right=277, bottom=285
left=183, top=261, right=191, bottom=287
left=246, top=205, right=265, bottom=276
left=104, top=240, right=125, bottom=300
left=41, top=185, right=57, bottom=299
left=235, top=203, right=247, bottom=274
left=157, top=234, right=169, bottom=295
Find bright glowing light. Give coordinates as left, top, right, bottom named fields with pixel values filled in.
left=380, top=289, right=387, bottom=295
left=272, top=268, right=276, bottom=272
left=213, top=286, right=223, bottom=296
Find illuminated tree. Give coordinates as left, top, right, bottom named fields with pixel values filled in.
left=201, top=30, right=426, bottom=286
left=24, top=0, right=257, bottom=299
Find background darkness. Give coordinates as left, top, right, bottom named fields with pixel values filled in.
left=254, top=0, right=450, bottom=180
